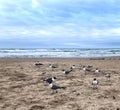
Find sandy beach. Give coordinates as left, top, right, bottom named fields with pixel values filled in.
left=0, top=57, right=120, bottom=110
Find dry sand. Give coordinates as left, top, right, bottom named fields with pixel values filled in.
left=0, top=57, right=120, bottom=110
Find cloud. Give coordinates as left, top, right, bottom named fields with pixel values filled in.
left=0, top=0, right=120, bottom=48
left=32, top=0, right=39, bottom=8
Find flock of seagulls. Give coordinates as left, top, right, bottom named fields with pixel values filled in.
left=35, top=61, right=111, bottom=93
left=82, top=66, right=111, bottom=89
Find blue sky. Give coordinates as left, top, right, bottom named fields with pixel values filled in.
left=0, top=0, right=120, bottom=48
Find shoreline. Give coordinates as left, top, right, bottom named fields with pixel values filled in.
left=0, top=48, right=120, bottom=59
left=0, top=56, right=120, bottom=61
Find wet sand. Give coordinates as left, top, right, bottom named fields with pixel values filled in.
left=0, top=57, right=120, bottom=110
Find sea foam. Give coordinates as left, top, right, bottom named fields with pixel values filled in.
left=0, top=48, right=120, bottom=58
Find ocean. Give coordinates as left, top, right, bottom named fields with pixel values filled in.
left=0, top=48, right=120, bottom=58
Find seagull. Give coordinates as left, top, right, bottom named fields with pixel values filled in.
left=49, top=83, right=66, bottom=93
left=35, top=61, right=43, bottom=66
left=105, top=73, right=111, bottom=80
left=70, top=65, right=76, bottom=69
left=95, top=68, right=101, bottom=74
left=43, top=77, right=57, bottom=84
left=62, top=69, right=72, bottom=75
left=83, top=66, right=90, bottom=74
left=86, top=65, right=93, bottom=68
left=92, top=78, right=99, bottom=89
left=49, top=64, right=57, bottom=71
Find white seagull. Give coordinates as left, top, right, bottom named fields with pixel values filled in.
left=49, top=64, right=57, bottom=71
left=95, top=68, right=101, bottom=74
left=83, top=66, right=90, bottom=74
left=92, top=78, right=99, bottom=89
left=105, top=73, right=111, bottom=80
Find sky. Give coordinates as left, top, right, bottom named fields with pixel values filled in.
left=0, top=0, right=120, bottom=48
